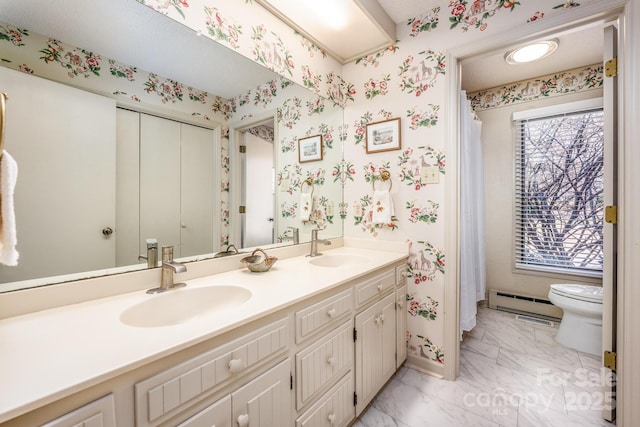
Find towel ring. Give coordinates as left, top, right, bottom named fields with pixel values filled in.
left=301, top=177, right=314, bottom=195
left=372, top=169, right=392, bottom=191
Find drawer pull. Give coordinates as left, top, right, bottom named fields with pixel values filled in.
left=228, top=358, right=243, bottom=374
left=397, top=301, right=403, bottom=309
left=377, top=284, right=383, bottom=291
left=328, top=413, right=337, bottom=424
left=327, top=308, right=337, bottom=318
left=237, top=413, right=249, bottom=427
left=327, top=356, right=336, bottom=367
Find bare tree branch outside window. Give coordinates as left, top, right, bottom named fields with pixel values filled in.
left=516, top=109, right=604, bottom=273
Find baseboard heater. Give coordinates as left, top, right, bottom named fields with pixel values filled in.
left=488, top=289, right=562, bottom=321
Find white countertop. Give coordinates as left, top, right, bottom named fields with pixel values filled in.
left=0, top=245, right=406, bottom=423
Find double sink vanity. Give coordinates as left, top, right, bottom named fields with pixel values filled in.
left=0, top=239, right=408, bottom=426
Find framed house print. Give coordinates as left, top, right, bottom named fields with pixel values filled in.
left=366, top=117, right=401, bottom=154
left=298, top=134, right=323, bottom=163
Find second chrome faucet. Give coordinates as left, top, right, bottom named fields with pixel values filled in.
left=147, top=246, right=187, bottom=294
left=308, top=229, right=331, bottom=257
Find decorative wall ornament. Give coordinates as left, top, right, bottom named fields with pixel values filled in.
left=332, top=160, right=356, bottom=184
left=407, top=294, right=439, bottom=320
left=251, top=25, right=294, bottom=77
left=449, top=0, right=521, bottom=32
left=277, top=96, right=302, bottom=129
left=306, top=96, right=325, bottom=115
left=204, top=6, right=242, bottom=49
left=406, top=200, right=439, bottom=224
left=407, top=240, right=445, bottom=284
left=301, top=65, right=322, bottom=93
left=40, top=39, right=101, bottom=78
left=407, top=7, right=440, bottom=37
left=355, top=43, right=400, bottom=68
left=406, top=104, right=440, bottom=129
left=467, top=64, right=603, bottom=111
left=280, top=136, right=297, bottom=153
left=325, top=71, right=355, bottom=106
left=398, top=50, right=446, bottom=96
left=363, top=74, right=391, bottom=99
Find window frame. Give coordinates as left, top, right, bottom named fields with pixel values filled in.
left=511, top=98, right=604, bottom=279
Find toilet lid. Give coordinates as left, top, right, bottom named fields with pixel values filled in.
left=550, top=284, right=603, bottom=303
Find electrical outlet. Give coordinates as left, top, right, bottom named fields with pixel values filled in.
left=280, top=178, right=290, bottom=191
left=420, top=166, right=440, bottom=184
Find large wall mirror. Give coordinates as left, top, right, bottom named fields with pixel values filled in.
left=0, top=0, right=344, bottom=292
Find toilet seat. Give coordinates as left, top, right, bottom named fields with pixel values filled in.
left=550, top=284, right=603, bottom=304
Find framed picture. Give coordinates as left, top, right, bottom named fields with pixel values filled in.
left=298, top=134, right=323, bottom=163
left=366, top=117, right=401, bottom=154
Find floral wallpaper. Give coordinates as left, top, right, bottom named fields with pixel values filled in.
left=467, top=64, right=604, bottom=111
left=340, top=0, right=611, bottom=374
left=1, top=0, right=617, bottom=377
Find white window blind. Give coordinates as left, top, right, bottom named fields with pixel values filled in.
left=514, top=105, right=604, bottom=277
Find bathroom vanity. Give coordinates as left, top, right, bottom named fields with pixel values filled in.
left=0, top=242, right=407, bottom=426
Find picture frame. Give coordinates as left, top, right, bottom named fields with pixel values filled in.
left=298, top=134, right=323, bottom=163
left=366, top=117, right=401, bottom=154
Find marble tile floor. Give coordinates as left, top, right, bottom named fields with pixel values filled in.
left=354, top=307, right=615, bottom=427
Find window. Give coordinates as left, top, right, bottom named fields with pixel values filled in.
left=514, top=100, right=604, bottom=277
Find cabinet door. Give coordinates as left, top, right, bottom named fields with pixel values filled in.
left=396, top=285, right=408, bottom=368
left=354, top=293, right=395, bottom=416
left=232, top=359, right=292, bottom=427
left=177, top=395, right=231, bottom=427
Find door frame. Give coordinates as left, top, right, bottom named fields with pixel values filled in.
left=443, top=0, right=627, bottom=384
left=229, top=112, right=278, bottom=248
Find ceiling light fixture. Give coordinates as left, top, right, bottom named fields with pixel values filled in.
left=505, top=39, right=559, bottom=64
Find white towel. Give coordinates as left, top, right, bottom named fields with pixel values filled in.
left=300, top=192, right=312, bottom=222
left=371, top=189, right=394, bottom=224
left=0, top=150, right=19, bottom=266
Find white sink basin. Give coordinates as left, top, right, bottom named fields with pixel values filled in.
left=308, top=254, right=370, bottom=268
left=120, top=285, right=252, bottom=327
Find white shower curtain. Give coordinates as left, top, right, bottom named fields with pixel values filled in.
left=459, top=90, right=486, bottom=335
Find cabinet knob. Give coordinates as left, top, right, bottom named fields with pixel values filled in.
left=374, top=315, right=381, bottom=325
left=327, top=308, right=337, bottom=318
left=380, top=314, right=385, bottom=323
left=327, top=356, right=335, bottom=367
left=237, top=413, right=249, bottom=427
left=397, top=301, right=403, bottom=309
left=328, top=413, right=337, bottom=424
left=377, top=284, right=383, bottom=291
left=228, top=358, right=243, bottom=374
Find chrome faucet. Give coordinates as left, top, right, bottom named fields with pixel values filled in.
left=138, top=238, right=158, bottom=268
left=287, top=226, right=300, bottom=245
left=147, top=246, right=187, bottom=294
left=308, top=229, right=331, bottom=257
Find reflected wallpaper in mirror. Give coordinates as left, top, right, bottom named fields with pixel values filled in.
left=0, top=2, right=344, bottom=292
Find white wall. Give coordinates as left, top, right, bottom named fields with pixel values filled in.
left=478, top=89, right=603, bottom=299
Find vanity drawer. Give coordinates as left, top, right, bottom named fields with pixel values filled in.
left=296, top=320, right=353, bottom=409
left=296, top=371, right=354, bottom=427
left=42, top=394, right=116, bottom=427
left=135, top=317, right=288, bottom=427
left=354, top=269, right=395, bottom=309
left=295, top=289, right=353, bottom=343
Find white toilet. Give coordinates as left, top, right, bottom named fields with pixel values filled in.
left=548, top=284, right=603, bottom=356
